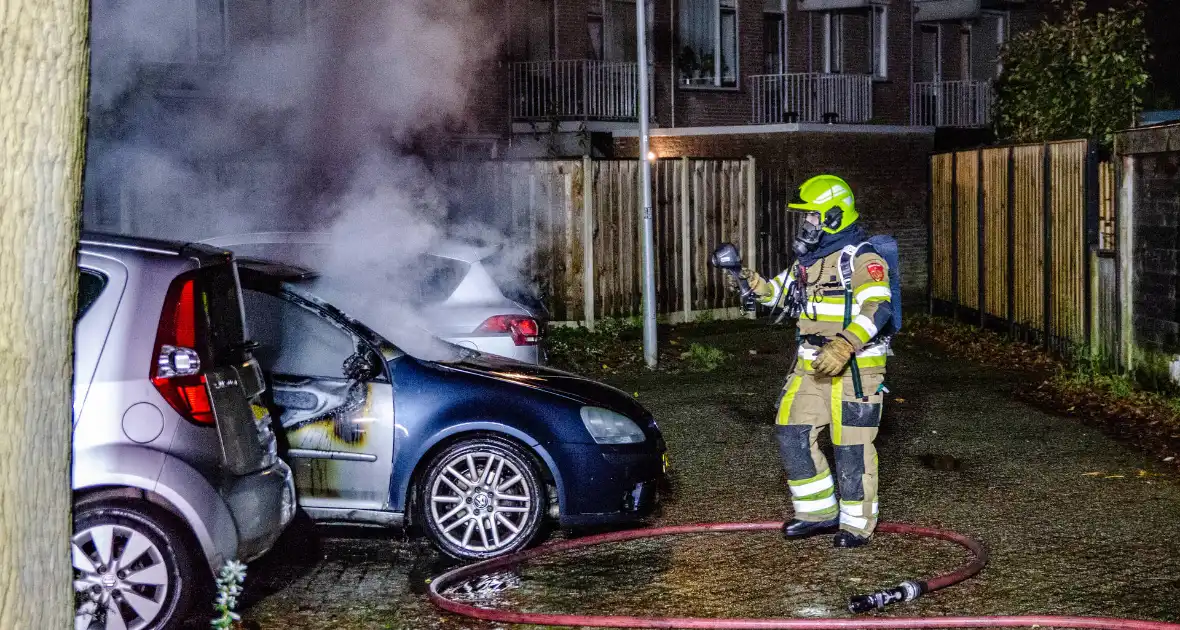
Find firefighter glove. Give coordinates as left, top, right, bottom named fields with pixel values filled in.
left=813, top=336, right=855, bottom=377
left=743, top=269, right=773, bottom=297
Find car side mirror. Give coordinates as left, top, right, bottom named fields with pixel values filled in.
left=343, top=346, right=382, bottom=381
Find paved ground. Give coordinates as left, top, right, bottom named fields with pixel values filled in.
left=216, top=323, right=1180, bottom=629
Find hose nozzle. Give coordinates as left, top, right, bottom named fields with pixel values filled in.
left=848, top=580, right=925, bottom=614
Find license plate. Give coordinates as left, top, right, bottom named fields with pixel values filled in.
left=662, top=452, right=670, bottom=473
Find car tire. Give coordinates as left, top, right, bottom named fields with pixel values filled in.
left=72, top=501, right=201, bottom=630
left=418, top=436, right=546, bottom=561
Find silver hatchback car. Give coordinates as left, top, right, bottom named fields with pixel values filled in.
left=72, top=233, right=296, bottom=630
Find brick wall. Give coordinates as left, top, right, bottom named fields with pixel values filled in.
left=1132, top=152, right=1180, bottom=354
left=875, top=2, right=913, bottom=126
left=615, top=129, right=934, bottom=290
left=463, top=61, right=511, bottom=135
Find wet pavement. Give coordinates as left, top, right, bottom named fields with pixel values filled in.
left=219, top=323, right=1180, bottom=629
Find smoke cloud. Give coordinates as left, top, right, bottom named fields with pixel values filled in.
left=85, top=0, right=532, bottom=360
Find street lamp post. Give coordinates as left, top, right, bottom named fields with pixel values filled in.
left=637, top=0, right=657, bottom=368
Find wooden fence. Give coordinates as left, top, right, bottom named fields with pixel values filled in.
left=438, top=158, right=756, bottom=326
left=929, top=139, right=1110, bottom=355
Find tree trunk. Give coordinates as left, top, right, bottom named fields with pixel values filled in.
left=0, top=0, right=91, bottom=627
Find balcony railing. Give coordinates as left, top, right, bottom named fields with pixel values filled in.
left=911, top=80, right=993, bottom=128
left=510, top=60, right=640, bottom=121
left=749, top=73, right=874, bottom=125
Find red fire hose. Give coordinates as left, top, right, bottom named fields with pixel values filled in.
left=428, top=521, right=1180, bottom=630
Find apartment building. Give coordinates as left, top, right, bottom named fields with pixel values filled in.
left=452, top=0, right=1040, bottom=158
left=85, top=0, right=1043, bottom=288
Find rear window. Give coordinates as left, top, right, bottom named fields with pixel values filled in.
left=194, top=262, right=248, bottom=365
left=76, top=270, right=107, bottom=319
left=482, top=249, right=547, bottom=317
left=408, top=255, right=469, bottom=304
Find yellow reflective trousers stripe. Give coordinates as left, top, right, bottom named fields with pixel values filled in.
left=777, top=375, right=803, bottom=425
left=830, top=376, right=843, bottom=445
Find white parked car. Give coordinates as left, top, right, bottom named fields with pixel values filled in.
left=199, top=232, right=549, bottom=364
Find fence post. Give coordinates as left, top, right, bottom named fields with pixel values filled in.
left=746, top=155, right=757, bottom=320
left=1089, top=248, right=1101, bottom=362
left=950, top=152, right=959, bottom=320
left=926, top=154, right=934, bottom=316
left=582, top=155, right=596, bottom=331
left=1006, top=147, right=1016, bottom=338
left=977, top=149, right=985, bottom=328
left=1117, top=155, right=1136, bottom=373
left=1084, top=141, right=1100, bottom=359
left=1042, top=144, right=1053, bottom=351
left=680, top=156, right=692, bottom=322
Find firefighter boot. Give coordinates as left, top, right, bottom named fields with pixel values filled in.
left=833, top=531, right=871, bottom=548
left=782, top=518, right=839, bottom=539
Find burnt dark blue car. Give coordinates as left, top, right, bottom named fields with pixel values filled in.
left=237, top=262, right=666, bottom=560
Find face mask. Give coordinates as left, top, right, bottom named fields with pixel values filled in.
left=792, top=217, right=822, bottom=257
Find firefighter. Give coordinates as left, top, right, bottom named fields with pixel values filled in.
left=732, top=174, right=894, bottom=548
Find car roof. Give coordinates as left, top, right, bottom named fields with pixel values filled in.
left=80, top=230, right=232, bottom=262
left=197, top=231, right=496, bottom=264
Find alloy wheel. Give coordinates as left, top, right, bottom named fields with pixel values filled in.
left=429, top=450, right=534, bottom=554
left=73, top=524, right=170, bottom=630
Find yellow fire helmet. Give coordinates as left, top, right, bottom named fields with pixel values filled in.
left=786, top=174, right=859, bottom=234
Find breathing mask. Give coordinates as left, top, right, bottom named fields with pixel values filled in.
left=792, top=213, right=823, bottom=256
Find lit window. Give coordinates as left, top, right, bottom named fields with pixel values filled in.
left=679, top=0, right=738, bottom=87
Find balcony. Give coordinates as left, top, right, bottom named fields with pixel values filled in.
left=914, top=0, right=982, bottom=21
left=510, top=60, right=640, bottom=122
left=749, top=73, right=874, bottom=125
left=911, top=80, right=993, bottom=128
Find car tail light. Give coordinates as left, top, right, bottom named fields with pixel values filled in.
left=476, top=315, right=541, bottom=346
left=151, top=277, right=215, bottom=426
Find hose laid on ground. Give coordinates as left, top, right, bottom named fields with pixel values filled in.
left=427, top=521, right=1180, bottom=630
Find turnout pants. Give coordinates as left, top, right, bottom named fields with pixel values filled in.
left=775, top=370, right=884, bottom=537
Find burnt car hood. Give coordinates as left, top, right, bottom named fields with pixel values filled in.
left=429, top=354, right=648, bottom=418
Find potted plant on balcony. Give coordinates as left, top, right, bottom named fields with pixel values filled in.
left=700, top=53, right=715, bottom=84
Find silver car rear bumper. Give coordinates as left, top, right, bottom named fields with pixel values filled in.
left=222, top=460, right=297, bottom=562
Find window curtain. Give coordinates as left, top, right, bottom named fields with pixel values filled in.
left=587, top=12, right=604, bottom=60
left=679, top=0, right=715, bottom=84
left=720, top=0, right=736, bottom=83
